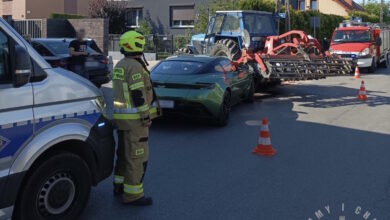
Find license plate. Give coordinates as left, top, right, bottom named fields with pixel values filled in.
left=85, top=61, right=100, bottom=68
left=159, top=100, right=174, bottom=109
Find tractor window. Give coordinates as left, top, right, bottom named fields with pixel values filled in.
left=212, top=15, right=224, bottom=34
left=243, top=14, right=276, bottom=36
left=222, top=14, right=241, bottom=33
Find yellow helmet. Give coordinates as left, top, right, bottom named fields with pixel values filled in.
left=119, top=31, right=146, bottom=53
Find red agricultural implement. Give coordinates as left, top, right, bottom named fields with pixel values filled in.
left=177, top=10, right=355, bottom=89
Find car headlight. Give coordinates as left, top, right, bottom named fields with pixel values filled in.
left=328, top=48, right=333, bottom=54
left=360, top=48, right=370, bottom=56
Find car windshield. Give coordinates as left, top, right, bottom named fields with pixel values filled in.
left=152, top=61, right=206, bottom=75
left=333, top=30, right=371, bottom=43
left=243, top=14, right=276, bottom=36
left=42, top=40, right=98, bottom=55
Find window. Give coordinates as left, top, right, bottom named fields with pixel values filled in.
left=243, top=14, right=276, bottom=36
left=211, top=15, right=224, bottom=34
left=299, top=0, right=305, bottom=11
left=222, top=14, right=241, bottom=33
left=311, top=0, right=317, bottom=10
left=126, top=8, right=143, bottom=28
left=31, top=42, right=53, bottom=57
left=152, top=61, right=205, bottom=75
left=170, top=6, right=195, bottom=28
left=0, top=30, right=10, bottom=83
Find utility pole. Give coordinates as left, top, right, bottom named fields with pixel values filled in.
left=275, top=0, right=281, bottom=34
left=285, top=0, right=290, bottom=32
left=380, top=0, right=384, bottom=24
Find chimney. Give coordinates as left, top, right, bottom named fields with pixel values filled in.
left=345, top=0, right=353, bottom=6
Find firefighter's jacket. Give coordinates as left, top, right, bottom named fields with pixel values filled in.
left=112, top=57, right=161, bottom=130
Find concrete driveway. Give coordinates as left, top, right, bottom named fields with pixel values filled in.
left=82, top=67, right=390, bottom=220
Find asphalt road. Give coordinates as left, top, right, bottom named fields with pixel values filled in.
left=82, top=68, right=390, bottom=220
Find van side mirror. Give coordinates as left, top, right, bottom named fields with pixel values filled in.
left=13, top=45, right=32, bottom=88
left=377, top=38, right=382, bottom=46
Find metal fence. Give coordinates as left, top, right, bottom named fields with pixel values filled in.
left=13, top=19, right=43, bottom=38
left=109, top=34, right=190, bottom=58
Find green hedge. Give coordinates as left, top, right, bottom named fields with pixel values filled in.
left=280, top=10, right=345, bottom=40
left=349, top=10, right=379, bottom=23
left=49, top=13, right=85, bottom=19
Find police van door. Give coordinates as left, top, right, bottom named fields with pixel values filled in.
left=0, top=29, right=33, bottom=176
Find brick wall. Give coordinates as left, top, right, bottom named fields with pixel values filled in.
left=68, top=19, right=109, bottom=55
left=41, top=18, right=109, bottom=55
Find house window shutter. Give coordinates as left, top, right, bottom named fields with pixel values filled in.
left=172, top=7, right=194, bottom=21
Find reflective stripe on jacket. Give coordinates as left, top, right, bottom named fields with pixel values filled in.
left=112, top=57, right=161, bottom=130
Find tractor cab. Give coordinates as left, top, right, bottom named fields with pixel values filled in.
left=187, top=10, right=277, bottom=57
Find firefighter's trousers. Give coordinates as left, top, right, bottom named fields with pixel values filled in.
left=114, top=126, right=149, bottom=202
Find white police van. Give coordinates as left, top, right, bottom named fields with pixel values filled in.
left=0, top=19, right=115, bottom=219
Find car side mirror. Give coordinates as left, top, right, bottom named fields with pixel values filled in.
left=13, top=45, right=32, bottom=88
left=377, top=38, right=382, bottom=46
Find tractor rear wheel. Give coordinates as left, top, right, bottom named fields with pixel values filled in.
left=210, top=39, right=241, bottom=61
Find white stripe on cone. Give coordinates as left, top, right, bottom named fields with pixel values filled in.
left=258, top=137, right=271, bottom=145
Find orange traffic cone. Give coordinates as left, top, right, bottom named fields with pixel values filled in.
left=357, top=80, right=368, bottom=101
left=252, top=117, right=277, bottom=157
left=354, top=65, right=360, bottom=79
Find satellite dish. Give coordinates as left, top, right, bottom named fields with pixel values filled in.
left=242, top=29, right=251, bottom=49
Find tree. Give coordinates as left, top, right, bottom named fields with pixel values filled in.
left=194, top=0, right=239, bottom=33
left=135, top=19, right=153, bottom=35
left=237, top=0, right=275, bottom=12
left=89, top=0, right=127, bottom=34
left=350, top=0, right=390, bottom=23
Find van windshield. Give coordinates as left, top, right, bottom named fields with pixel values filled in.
left=333, top=30, right=371, bottom=43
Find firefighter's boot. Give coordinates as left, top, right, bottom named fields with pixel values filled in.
left=123, top=196, right=153, bottom=206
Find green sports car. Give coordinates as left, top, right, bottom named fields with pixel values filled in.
left=151, top=55, right=254, bottom=126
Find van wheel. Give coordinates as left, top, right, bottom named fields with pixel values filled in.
left=368, top=57, right=377, bottom=73
left=384, top=54, right=389, bottom=68
left=17, top=153, right=91, bottom=220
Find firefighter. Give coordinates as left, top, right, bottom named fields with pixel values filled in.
left=112, top=31, right=161, bottom=206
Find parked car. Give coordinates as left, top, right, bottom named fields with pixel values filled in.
left=151, top=55, right=254, bottom=126
left=31, top=38, right=111, bottom=87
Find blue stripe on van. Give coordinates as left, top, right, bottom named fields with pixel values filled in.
left=0, top=111, right=101, bottom=158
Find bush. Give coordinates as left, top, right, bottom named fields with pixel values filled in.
left=135, top=20, right=153, bottom=36
left=174, top=35, right=191, bottom=50
left=49, top=13, right=84, bottom=19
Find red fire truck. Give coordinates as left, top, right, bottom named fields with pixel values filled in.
left=329, top=20, right=390, bottom=71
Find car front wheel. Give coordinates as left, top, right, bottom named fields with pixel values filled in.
left=17, top=153, right=91, bottom=220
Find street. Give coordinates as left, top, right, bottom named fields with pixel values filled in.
left=82, top=68, right=390, bottom=219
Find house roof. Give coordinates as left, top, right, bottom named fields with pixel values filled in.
left=333, top=0, right=364, bottom=11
